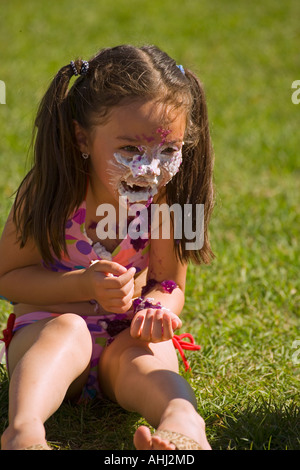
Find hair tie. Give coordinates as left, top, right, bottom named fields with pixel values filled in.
left=70, top=60, right=78, bottom=76
left=80, top=60, right=89, bottom=75
left=177, top=64, right=185, bottom=75
left=70, top=60, right=89, bottom=77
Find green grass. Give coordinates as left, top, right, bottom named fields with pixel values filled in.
left=0, top=0, right=299, bottom=450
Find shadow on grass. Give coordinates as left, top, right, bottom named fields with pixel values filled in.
left=45, top=399, right=143, bottom=450
left=0, top=365, right=143, bottom=450
left=207, top=400, right=300, bottom=450
left=1, top=365, right=299, bottom=450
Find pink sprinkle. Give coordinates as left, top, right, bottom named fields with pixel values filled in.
left=142, top=133, right=155, bottom=143
left=156, top=127, right=172, bottom=146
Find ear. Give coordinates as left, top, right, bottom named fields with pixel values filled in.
left=73, top=120, right=90, bottom=153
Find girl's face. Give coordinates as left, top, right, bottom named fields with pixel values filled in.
left=75, top=100, right=186, bottom=206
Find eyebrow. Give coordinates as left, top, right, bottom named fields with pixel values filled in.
left=116, top=136, right=183, bottom=145
left=116, top=136, right=139, bottom=142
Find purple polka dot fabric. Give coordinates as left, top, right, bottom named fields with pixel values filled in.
left=43, top=200, right=151, bottom=273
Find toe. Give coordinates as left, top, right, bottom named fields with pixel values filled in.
left=133, top=425, right=153, bottom=450
left=152, top=435, right=176, bottom=450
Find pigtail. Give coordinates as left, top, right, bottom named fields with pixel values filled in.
left=13, top=61, right=88, bottom=264
left=166, top=69, right=215, bottom=265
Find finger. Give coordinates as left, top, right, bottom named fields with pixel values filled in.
left=171, top=315, right=182, bottom=331
left=107, top=283, right=135, bottom=309
left=162, top=312, right=174, bottom=341
left=107, top=277, right=135, bottom=298
left=130, top=314, right=144, bottom=338
left=91, top=260, right=128, bottom=276
left=151, top=310, right=164, bottom=342
left=139, top=309, right=154, bottom=342
left=117, top=267, right=136, bottom=284
left=104, top=267, right=136, bottom=288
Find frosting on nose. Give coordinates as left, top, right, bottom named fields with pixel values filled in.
left=131, top=154, right=161, bottom=178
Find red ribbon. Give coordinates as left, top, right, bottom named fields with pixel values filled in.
left=172, top=333, right=201, bottom=372
left=1, top=313, right=16, bottom=348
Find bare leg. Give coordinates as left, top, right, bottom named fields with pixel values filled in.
left=1, top=314, right=92, bottom=450
left=98, top=329, right=211, bottom=450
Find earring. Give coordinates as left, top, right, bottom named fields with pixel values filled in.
left=82, top=153, right=89, bottom=159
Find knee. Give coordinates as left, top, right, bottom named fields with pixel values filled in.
left=99, top=338, right=152, bottom=405
left=115, top=338, right=179, bottom=382
left=49, top=314, right=92, bottom=353
left=53, top=312, right=86, bottom=331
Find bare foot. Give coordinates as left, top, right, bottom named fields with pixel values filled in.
left=133, top=405, right=211, bottom=450
left=1, top=420, right=50, bottom=450
left=134, top=425, right=177, bottom=450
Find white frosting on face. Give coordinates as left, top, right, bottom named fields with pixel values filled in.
left=108, top=144, right=183, bottom=203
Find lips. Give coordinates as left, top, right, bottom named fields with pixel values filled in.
left=118, top=180, right=158, bottom=203
left=121, top=180, right=150, bottom=193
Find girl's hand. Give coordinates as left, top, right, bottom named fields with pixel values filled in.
left=83, top=260, right=136, bottom=313
left=130, top=308, right=182, bottom=343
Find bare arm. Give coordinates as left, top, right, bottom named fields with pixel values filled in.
left=0, top=208, right=135, bottom=311
left=130, top=213, right=188, bottom=342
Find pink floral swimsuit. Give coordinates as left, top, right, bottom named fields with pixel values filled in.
left=1, top=200, right=200, bottom=402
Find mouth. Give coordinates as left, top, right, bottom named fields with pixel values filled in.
left=118, top=180, right=158, bottom=202
left=121, top=181, right=150, bottom=192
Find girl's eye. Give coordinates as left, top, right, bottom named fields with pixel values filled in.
left=162, top=147, right=178, bottom=155
left=122, top=146, right=142, bottom=154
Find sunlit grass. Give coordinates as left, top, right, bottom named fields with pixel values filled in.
left=0, top=0, right=299, bottom=450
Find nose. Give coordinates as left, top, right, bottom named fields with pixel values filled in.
left=144, top=158, right=160, bottom=176
left=131, top=154, right=161, bottom=178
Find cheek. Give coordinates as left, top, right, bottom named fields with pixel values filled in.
left=105, top=155, right=131, bottom=194
left=159, top=151, right=183, bottom=185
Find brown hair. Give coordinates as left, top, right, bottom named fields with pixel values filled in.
left=13, top=44, right=214, bottom=265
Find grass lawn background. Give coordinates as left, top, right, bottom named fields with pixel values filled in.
left=0, top=0, right=299, bottom=450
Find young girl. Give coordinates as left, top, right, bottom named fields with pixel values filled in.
left=0, top=45, right=214, bottom=450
